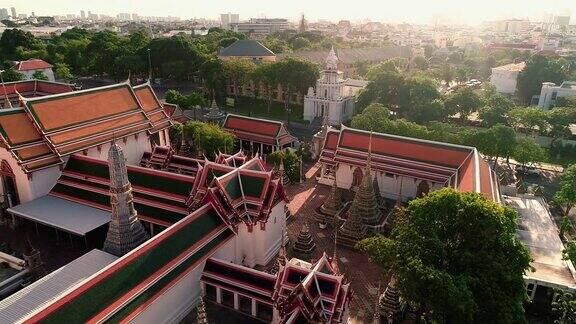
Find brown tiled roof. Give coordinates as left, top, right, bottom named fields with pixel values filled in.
left=15, top=59, right=53, bottom=71
left=223, top=114, right=297, bottom=146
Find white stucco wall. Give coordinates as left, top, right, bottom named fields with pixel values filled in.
left=19, top=68, right=55, bottom=82
left=131, top=201, right=286, bottom=323
left=83, top=132, right=152, bottom=166
left=330, top=164, right=443, bottom=201
left=490, top=70, right=519, bottom=95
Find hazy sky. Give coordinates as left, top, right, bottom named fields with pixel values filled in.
left=4, top=0, right=575, bottom=25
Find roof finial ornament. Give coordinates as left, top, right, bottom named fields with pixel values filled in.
left=325, top=46, right=338, bottom=70
left=125, top=70, right=131, bottom=85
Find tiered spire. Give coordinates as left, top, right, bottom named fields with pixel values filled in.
left=358, top=132, right=380, bottom=226
left=103, top=143, right=150, bottom=257
left=197, top=296, right=208, bottom=324
left=278, top=157, right=290, bottom=186
left=179, top=131, right=191, bottom=157
left=204, top=99, right=225, bottom=123
left=379, top=275, right=401, bottom=322
left=318, top=176, right=342, bottom=225
left=292, top=221, right=316, bottom=258
left=331, top=225, right=340, bottom=275
left=325, top=46, right=339, bottom=71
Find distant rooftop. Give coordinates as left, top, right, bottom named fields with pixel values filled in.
left=492, top=61, right=525, bottom=72
left=509, top=195, right=576, bottom=289
left=278, top=46, right=411, bottom=64
left=218, top=39, right=275, bottom=57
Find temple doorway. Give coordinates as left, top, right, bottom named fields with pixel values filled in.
left=0, top=161, right=19, bottom=207
left=416, top=180, right=430, bottom=197
left=352, top=167, right=363, bottom=187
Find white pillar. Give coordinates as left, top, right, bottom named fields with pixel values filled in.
left=260, top=143, right=264, bottom=155
left=251, top=299, right=257, bottom=317
left=216, top=287, right=222, bottom=303
left=164, top=129, right=170, bottom=146
left=234, top=293, right=239, bottom=310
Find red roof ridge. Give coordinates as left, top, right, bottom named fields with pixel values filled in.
left=23, top=81, right=130, bottom=103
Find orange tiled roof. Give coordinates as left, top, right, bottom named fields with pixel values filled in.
left=133, top=83, right=173, bottom=133
left=319, top=126, right=500, bottom=202
left=0, top=81, right=172, bottom=173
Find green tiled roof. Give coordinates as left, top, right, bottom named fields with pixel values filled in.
left=240, top=174, right=266, bottom=198
left=51, top=183, right=186, bottom=224
left=218, top=40, right=275, bottom=57
left=224, top=176, right=242, bottom=200
left=39, top=208, right=231, bottom=323
left=65, top=156, right=194, bottom=197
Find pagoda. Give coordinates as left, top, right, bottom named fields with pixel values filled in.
left=354, top=135, right=380, bottom=226
left=379, top=275, right=401, bottom=322
left=278, top=157, right=290, bottom=186
left=316, top=176, right=342, bottom=226
left=292, top=221, right=316, bottom=258
left=103, top=143, right=150, bottom=257
left=204, top=99, right=225, bottom=123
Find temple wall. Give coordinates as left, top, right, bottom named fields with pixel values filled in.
left=132, top=238, right=237, bottom=324
left=84, top=132, right=152, bottom=166
left=0, top=148, right=62, bottom=204
left=234, top=202, right=286, bottom=267
left=330, top=163, right=444, bottom=202
left=131, top=203, right=286, bottom=323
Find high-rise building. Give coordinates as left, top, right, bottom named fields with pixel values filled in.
left=80, top=10, right=85, bottom=19
left=220, top=13, right=239, bottom=30
left=554, top=15, right=570, bottom=26
left=10, top=7, right=16, bottom=19
left=117, top=13, right=131, bottom=21
left=0, top=8, right=9, bottom=20
left=132, top=13, right=139, bottom=21
left=232, top=18, right=290, bottom=36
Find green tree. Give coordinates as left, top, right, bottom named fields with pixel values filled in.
left=290, top=37, right=312, bottom=50
left=182, top=121, right=233, bottom=157
left=32, top=70, right=48, bottom=80
left=165, top=89, right=186, bottom=107
left=222, top=58, right=256, bottom=101
left=509, top=106, right=550, bottom=136
left=486, top=124, right=517, bottom=162
left=251, top=62, right=280, bottom=112
left=444, top=86, right=484, bottom=123
left=199, top=57, right=226, bottom=99
left=411, top=56, right=428, bottom=70
left=552, top=290, right=576, bottom=324
left=554, top=164, right=576, bottom=217
left=351, top=103, right=392, bottom=132
left=398, top=76, right=443, bottom=123
left=512, top=137, right=547, bottom=165
left=0, top=68, right=23, bottom=82
left=274, top=57, right=318, bottom=122
left=267, top=149, right=301, bottom=182
left=437, top=63, right=454, bottom=85
left=555, top=96, right=576, bottom=108
left=517, top=55, right=569, bottom=104
left=358, top=188, right=531, bottom=323
left=479, top=92, right=516, bottom=127
left=559, top=216, right=573, bottom=240
left=54, top=62, right=74, bottom=81
left=547, top=107, right=576, bottom=140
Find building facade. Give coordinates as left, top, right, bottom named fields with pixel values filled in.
left=489, top=62, right=525, bottom=95
left=537, top=81, right=576, bottom=109
left=303, top=48, right=365, bottom=126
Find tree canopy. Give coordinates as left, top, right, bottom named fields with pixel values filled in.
left=517, top=55, right=570, bottom=104
left=554, top=164, right=576, bottom=217
left=358, top=188, right=531, bottom=323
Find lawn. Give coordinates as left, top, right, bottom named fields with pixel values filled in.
left=222, top=96, right=305, bottom=124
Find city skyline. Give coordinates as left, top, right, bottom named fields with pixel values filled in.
left=2, top=0, right=575, bottom=25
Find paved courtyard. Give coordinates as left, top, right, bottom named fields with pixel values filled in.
left=283, top=172, right=388, bottom=323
